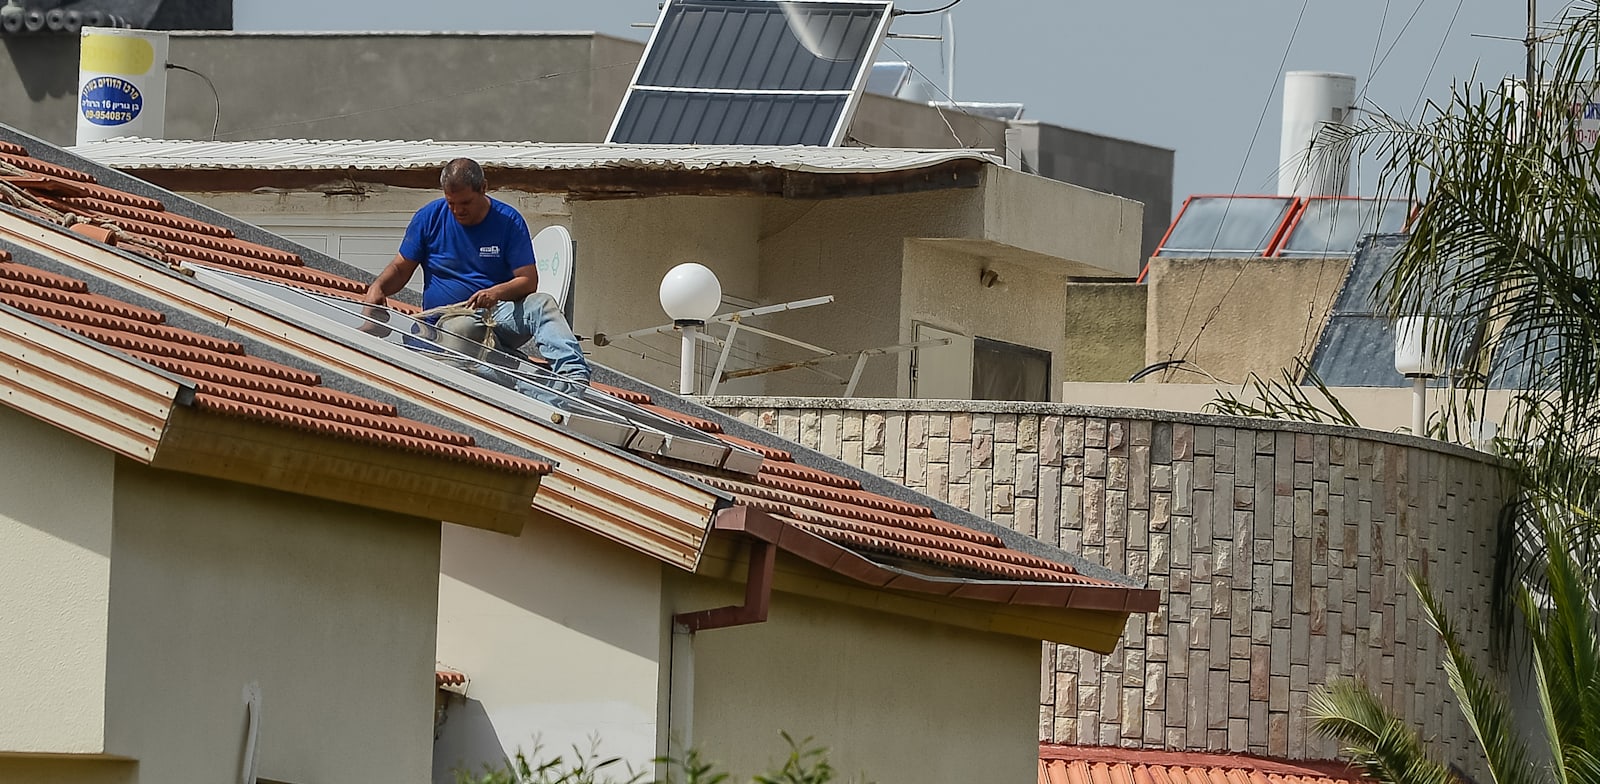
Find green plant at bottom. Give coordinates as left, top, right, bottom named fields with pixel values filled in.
left=455, top=733, right=864, bottom=784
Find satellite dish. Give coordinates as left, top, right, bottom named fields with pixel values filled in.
left=532, top=225, right=574, bottom=310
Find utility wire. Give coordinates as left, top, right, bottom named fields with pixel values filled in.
left=166, top=63, right=220, bottom=140
left=1165, top=0, right=1312, bottom=372
left=894, top=0, right=963, bottom=17
left=879, top=40, right=1002, bottom=151
left=1411, top=0, right=1467, bottom=118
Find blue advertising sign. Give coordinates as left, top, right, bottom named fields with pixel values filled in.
left=80, top=76, right=143, bottom=126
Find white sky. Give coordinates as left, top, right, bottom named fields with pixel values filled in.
left=234, top=0, right=1530, bottom=202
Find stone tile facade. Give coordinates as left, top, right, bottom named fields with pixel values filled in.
left=710, top=399, right=1506, bottom=770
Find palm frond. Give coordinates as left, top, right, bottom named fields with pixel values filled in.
left=1308, top=680, right=1458, bottom=784
left=1414, top=573, right=1538, bottom=784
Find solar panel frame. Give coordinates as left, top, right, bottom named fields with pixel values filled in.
left=1152, top=195, right=1300, bottom=259
left=607, top=0, right=895, bottom=147
left=191, top=266, right=765, bottom=474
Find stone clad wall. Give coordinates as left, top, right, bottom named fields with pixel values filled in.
left=708, top=398, right=1506, bottom=769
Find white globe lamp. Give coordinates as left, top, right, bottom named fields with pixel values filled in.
left=659, top=263, right=722, bottom=394
left=1393, top=315, right=1442, bottom=437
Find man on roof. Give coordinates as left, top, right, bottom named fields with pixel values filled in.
left=362, top=157, right=590, bottom=391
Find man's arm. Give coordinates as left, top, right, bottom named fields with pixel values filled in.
left=364, top=254, right=421, bottom=305
left=358, top=254, right=420, bottom=335
left=466, top=264, right=539, bottom=309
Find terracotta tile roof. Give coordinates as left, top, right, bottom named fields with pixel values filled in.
left=0, top=145, right=416, bottom=311
left=0, top=250, right=548, bottom=478
left=583, top=383, right=1154, bottom=605
left=435, top=668, right=468, bottom=688
left=1, top=136, right=1153, bottom=609
left=1038, top=745, right=1370, bottom=784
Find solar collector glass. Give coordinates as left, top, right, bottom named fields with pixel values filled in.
left=637, top=1, right=883, bottom=91
left=609, top=0, right=890, bottom=147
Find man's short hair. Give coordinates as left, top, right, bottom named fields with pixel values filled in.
left=440, top=158, right=486, bottom=192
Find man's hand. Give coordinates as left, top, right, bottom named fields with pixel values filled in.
left=466, top=288, right=501, bottom=309
left=358, top=301, right=393, bottom=338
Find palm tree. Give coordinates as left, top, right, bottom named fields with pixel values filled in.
left=1345, top=0, right=1600, bottom=562
left=1306, top=4, right=1600, bottom=778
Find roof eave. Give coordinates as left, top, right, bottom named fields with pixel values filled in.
left=100, top=159, right=989, bottom=201
left=152, top=406, right=542, bottom=535
left=701, top=506, right=1152, bottom=651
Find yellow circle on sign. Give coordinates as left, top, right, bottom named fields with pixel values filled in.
left=80, top=33, right=155, bottom=76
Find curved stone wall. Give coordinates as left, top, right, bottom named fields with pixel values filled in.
left=709, top=398, right=1507, bottom=770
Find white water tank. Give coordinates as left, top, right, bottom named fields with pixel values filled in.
left=76, top=27, right=169, bottom=145
left=1278, top=71, right=1356, bottom=197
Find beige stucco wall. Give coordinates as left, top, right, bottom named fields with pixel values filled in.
left=670, top=575, right=1039, bottom=784
left=572, top=196, right=767, bottom=394
left=1063, top=283, right=1148, bottom=383
left=1061, top=382, right=1518, bottom=439
left=1144, top=256, right=1350, bottom=385
left=758, top=189, right=983, bottom=398
left=0, top=406, right=115, bottom=755
left=102, top=463, right=441, bottom=784
left=714, top=399, right=1507, bottom=776
left=902, top=238, right=1069, bottom=399
left=434, top=514, right=666, bottom=782
left=982, top=166, right=1144, bottom=278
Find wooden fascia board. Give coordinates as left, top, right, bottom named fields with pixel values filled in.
left=115, top=160, right=988, bottom=201
left=695, top=520, right=1133, bottom=652
left=152, top=407, right=540, bottom=535
left=0, top=304, right=183, bottom=462
left=0, top=212, right=723, bottom=569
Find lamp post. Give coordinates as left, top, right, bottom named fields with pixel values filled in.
left=659, top=262, right=722, bottom=395
left=1394, top=316, right=1441, bottom=437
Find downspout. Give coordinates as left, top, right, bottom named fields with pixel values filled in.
left=665, top=538, right=777, bottom=768
left=673, top=539, right=776, bottom=632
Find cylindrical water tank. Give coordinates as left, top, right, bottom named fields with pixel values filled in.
left=76, top=27, right=169, bottom=145
left=1278, top=71, right=1356, bottom=197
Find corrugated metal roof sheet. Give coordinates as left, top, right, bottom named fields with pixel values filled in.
left=68, top=138, right=997, bottom=174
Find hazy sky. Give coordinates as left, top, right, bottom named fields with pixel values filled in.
left=234, top=0, right=1530, bottom=201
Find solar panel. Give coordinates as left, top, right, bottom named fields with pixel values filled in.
left=1277, top=197, right=1412, bottom=258
left=608, top=0, right=894, bottom=146
left=192, top=267, right=764, bottom=475
left=1154, top=196, right=1298, bottom=258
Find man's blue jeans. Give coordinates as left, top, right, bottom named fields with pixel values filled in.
left=488, top=293, right=590, bottom=396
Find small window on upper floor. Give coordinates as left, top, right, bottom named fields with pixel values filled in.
left=973, top=337, right=1051, bottom=402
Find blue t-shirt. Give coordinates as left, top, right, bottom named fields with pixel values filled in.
left=399, top=197, right=536, bottom=311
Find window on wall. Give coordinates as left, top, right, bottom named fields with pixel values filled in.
left=972, top=337, right=1051, bottom=402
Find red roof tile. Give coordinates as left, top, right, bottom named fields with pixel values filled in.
left=1038, top=746, right=1371, bottom=784
left=0, top=253, right=549, bottom=477
left=435, top=668, right=467, bottom=688
left=587, top=389, right=1146, bottom=597
left=1, top=146, right=403, bottom=309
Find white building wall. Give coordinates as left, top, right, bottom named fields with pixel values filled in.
left=434, top=513, right=668, bottom=783
left=0, top=406, right=116, bottom=755
left=671, top=576, right=1040, bottom=784
left=102, top=464, right=442, bottom=784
